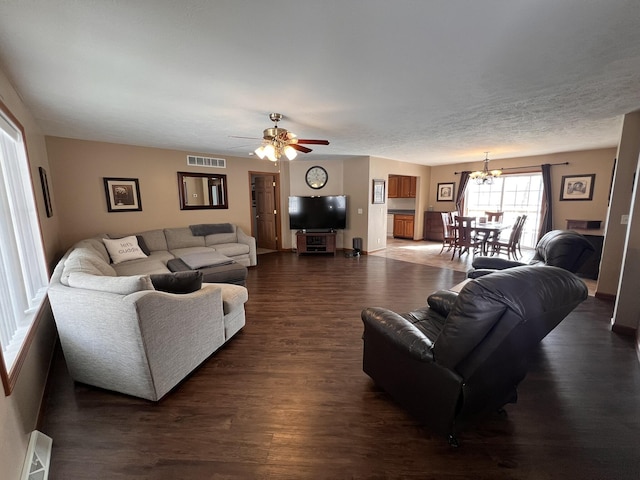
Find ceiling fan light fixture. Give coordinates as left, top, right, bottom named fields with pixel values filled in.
left=249, top=113, right=329, bottom=162
left=284, top=145, right=297, bottom=160
left=263, top=143, right=277, bottom=162
left=254, top=145, right=266, bottom=159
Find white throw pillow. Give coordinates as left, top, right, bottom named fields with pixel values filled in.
left=102, top=236, right=148, bottom=264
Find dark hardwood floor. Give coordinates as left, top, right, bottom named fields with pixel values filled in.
left=40, top=252, right=640, bottom=479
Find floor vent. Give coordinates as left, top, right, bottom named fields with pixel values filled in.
left=187, top=155, right=226, bottom=168
left=21, top=431, right=52, bottom=480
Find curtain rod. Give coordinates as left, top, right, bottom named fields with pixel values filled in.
left=454, top=161, right=569, bottom=175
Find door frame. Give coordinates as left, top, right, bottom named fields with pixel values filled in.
left=248, top=171, right=282, bottom=251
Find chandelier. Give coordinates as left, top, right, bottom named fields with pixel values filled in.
left=470, top=152, right=502, bottom=185
left=254, top=138, right=297, bottom=162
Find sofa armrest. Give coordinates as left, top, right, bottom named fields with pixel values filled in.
left=471, top=256, right=526, bottom=270
left=131, top=284, right=226, bottom=399
left=236, top=227, right=257, bottom=266
left=361, top=307, right=434, bottom=362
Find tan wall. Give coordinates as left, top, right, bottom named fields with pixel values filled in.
left=0, top=70, right=59, bottom=479
left=45, top=137, right=280, bottom=251
left=343, top=156, right=370, bottom=251
left=430, top=149, right=616, bottom=231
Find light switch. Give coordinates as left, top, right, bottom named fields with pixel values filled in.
left=357, top=208, right=363, bottom=214
left=621, top=214, right=629, bottom=224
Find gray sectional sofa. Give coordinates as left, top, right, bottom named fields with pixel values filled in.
left=48, top=223, right=256, bottom=401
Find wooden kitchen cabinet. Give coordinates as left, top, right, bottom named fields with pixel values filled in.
left=400, top=176, right=417, bottom=198
left=388, top=176, right=399, bottom=198
left=393, top=214, right=415, bottom=239
left=388, top=175, right=416, bottom=198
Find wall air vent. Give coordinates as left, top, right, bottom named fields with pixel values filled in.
left=187, top=155, right=226, bottom=168
left=21, top=431, right=52, bottom=480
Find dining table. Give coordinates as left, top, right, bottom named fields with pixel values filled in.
left=447, top=220, right=510, bottom=256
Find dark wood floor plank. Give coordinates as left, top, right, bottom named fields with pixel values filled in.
left=40, top=252, right=640, bottom=479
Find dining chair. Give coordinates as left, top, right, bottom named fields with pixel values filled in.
left=476, top=211, right=504, bottom=251
left=451, top=216, right=481, bottom=259
left=492, top=215, right=525, bottom=260
left=514, top=214, right=527, bottom=257
left=484, top=211, right=504, bottom=222
left=439, top=212, right=456, bottom=254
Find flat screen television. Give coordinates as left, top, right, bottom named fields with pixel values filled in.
left=288, top=195, right=347, bottom=230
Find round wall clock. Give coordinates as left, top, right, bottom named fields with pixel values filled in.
left=305, top=166, right=328, bottom=189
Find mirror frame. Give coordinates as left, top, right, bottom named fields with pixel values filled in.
left=177, top=171, right=229, bottom=210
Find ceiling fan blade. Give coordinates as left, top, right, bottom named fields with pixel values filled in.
left=296, top=139, right=330, bottom=145
left=229, top=135, right=260, bottom=140
left=291, top=144, right=313, bottom=153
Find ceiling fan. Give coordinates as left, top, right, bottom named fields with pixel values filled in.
left=237, top=113, right=330, bottom=161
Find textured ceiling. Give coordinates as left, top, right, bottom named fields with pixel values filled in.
left=0, top=1, right=639, bottom=166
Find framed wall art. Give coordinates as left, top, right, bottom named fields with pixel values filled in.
left=103, top=177, right=142, bottom=212
left=38, top=167, right=53, bottom=217
left=372, top=179, right=385, bottom=204
left=560, top=174, right=595, bottom=201
left=437, top=182, right=455, bottom=202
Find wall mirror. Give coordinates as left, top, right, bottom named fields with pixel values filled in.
left=178, top=172, right=228, bottom=210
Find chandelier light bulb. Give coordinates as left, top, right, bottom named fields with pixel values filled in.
left=471, top=152, right=502, bottom=185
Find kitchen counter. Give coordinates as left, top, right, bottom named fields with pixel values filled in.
left=387, top=209, right=415, bottom=215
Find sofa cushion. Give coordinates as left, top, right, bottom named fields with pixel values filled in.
left=433, top=282, right=507, bottom=370
left=169, top=246, right=213, bottom=259
left=190, top=223, right=234, bottom=236
left=204, top=230, right=239, bottom=247
left=150, top=271, right=203, bottom=294
left=164, top=227, right=206, bottom=250
left=180, top=251, right=233, bottom=269
left=112, top=257, right=172, bottom=276
left=136, top=229, right=168, bottom=252
left=73, top=237, right=111, bottom=264
left=60, top=247, right=116, bottom=285
left=67, top=272, right=154, bottom=295
left=103, top=236, right=148, bottom=264
left=211, top=242, right=250, bottom=258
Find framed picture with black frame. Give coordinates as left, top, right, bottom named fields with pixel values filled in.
left=560, top=174, right=595, bottom=201
left=437, top=182, right=455, bottom=202
left=38, top=167, right=53, bottom=217
left=103, top=177, right=142, bottom=212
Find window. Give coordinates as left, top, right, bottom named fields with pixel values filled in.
left=0, top=103, right=49, bottom=394
left=465, top=173, right=544, bottom=248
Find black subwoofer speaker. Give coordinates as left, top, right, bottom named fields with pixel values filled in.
left=353, top=237, right=362, bottom=254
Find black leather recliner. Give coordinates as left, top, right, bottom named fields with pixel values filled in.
left=361, top=265, right=588, bottom=445
left=467, top=229, right=595, bottom=279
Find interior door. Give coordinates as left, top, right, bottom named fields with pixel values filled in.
left=254, top=175, right=278, bottom=250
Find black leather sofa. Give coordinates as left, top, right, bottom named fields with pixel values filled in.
left=361, top=265, right=588, bottom=445
left=467, top=229, right=595, bottom=279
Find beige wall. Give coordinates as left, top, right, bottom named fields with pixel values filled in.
left=45, top=137, right=280, bottom=251
left=608, top=113, right=640, bottom=331
left=0, top=70, right=59, bottom=479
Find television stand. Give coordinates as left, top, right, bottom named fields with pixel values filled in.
left=296, top=231, right=336, bottom=256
